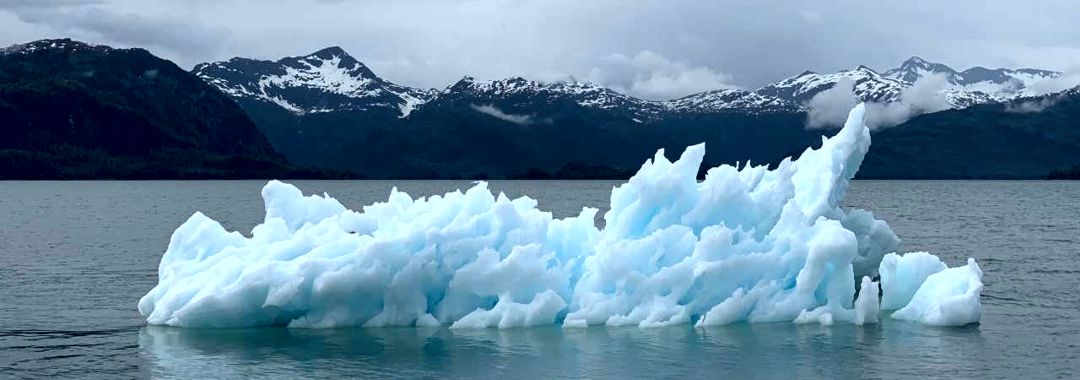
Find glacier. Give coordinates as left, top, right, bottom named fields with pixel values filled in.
left=138, top=104, right=983, bottom=329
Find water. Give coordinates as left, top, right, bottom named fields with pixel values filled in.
left=1, top=180, right=1077, bottom=379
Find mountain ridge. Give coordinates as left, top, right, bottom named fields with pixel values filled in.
left=3, top=39, right=1076, bottom=179
left=197, top=48, right=1063, bottom=120
left=188, top=44, right=1076, bottom=179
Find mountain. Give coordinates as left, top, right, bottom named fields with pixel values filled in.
left=759, top=57, right=1061, bottom=109
left=194, top=46, right=1077, bottom=179
left=883, top=56, right=1059, bottom=100
left=385, top=76, right=819, bottom=178
left=2, top=38, right=1070, bottom=180
left=0, top=39, right=326, bottom=179
left=860, top=87, right=1080, bottom=179
left=881, top=56, right=958, bottom=84
left=193, top=48, right=446, bottom=170
left=193, top=47, right=434, bottom=118
left=433, top=76, right=668, bottom=122
left=196, top=48, right=818, bottom=178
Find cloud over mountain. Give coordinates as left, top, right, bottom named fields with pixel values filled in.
left=807, top=74, right=953, bottom=129
left=585, top=51, right=737, bottom=100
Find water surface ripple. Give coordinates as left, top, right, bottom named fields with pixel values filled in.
left=1, top=180, right=1077, bottom=379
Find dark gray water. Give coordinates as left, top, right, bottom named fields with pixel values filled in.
left=1, top=180, right=1077, bottom=379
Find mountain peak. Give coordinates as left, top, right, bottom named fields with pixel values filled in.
left=902, top=56, right=929, bottom=66
left=448, top=76, right=478, bottom=90
left=297, top=46, right=364, bottom=68
left=897, top=56, right=953, bottom=71
left=308, top=46, right=349, bottom=58
left=885, top=56, right=957, bottom=84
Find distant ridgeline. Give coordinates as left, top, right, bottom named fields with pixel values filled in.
left=2, top=38, right=1078, bottom=179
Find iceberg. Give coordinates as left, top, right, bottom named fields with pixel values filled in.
left=138, top=104, right=982, bottom=328
left=891, top=258, right=983, bottom=326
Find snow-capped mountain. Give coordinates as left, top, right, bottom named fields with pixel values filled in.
left=196, top=46, right=805, bottom=120
left=433, top=76, right=804, bottom=121
left=432, top=76, right=670, bottom=121
left=881, top=56, right=958, bottom=83
left=193, top=47, right=434, bottom=117
left=194, top=47, right=1068, bottom=132
left=663, top=89, right=804, bottom=113
left=883, top=56, right=1059, bottom=100
left=755, top=56, right=1062, bottom=109
left=756, top=66, right=906, bottom=104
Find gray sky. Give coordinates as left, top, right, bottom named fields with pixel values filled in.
left=3, top=0, right=1079, bottom=99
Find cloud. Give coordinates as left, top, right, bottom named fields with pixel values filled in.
left=1, top=0, right=231, bottom=67
left=1005, top=73, right=1079, bottom=112
left=799, top=10, right=823, bottom=24
left=2, top=0, right=1080, bottom=89
left=470, top=104, right=534, bottom=125
left=1005, top=96, right=1061, bottom=113
left=585, top=51, right=737, bottom=100
left=1025, top=70, right=1080, bottom=97
left=0, top=0, right=103, bottom=8
left=807, top=74, right=953, bottom=129
left=806, top=79, right=858, bottom=129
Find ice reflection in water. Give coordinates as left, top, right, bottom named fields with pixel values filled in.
left=139, top=320, right=984, bottom=379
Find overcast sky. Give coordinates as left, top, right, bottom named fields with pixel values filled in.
left=3, top=0, right=1079, bottom=99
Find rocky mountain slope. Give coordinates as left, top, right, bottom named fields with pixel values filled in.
left=0, top=39, right=323, bottom=179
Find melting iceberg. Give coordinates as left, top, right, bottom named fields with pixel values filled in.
left=138, top=104, right=982, bottom=328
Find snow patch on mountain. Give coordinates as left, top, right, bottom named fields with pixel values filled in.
left=257, top=55, right=377, bottom=98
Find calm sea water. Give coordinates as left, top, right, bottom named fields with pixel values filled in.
left=1, top=180, right=1078, bottom=379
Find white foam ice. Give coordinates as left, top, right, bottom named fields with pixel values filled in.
left=879, top=252, right=947, bottom=310
left=138, top=104, right=982, bottom=329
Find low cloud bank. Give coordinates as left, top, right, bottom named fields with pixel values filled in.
left=470, top=104, right=535, bottom=125
left=807, top=74, right=952, bottom=129
left=586, top=51, right=738, bottom=100
left=1008, top=69, right=1080, bottom=113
